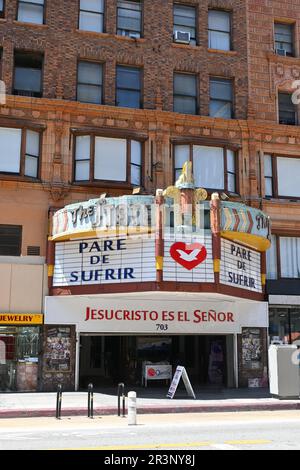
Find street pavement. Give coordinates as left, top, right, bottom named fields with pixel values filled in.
left=0, top=387, right=300, bottom=418
left=0, top=411, right=299, bottom=450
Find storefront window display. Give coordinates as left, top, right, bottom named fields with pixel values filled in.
left=0, top=326, right=40, bottom=391
left=269, top=307, right=300, bottom=345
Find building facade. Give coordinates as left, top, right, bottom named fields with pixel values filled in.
left=0, top=0, right=299, bottom=391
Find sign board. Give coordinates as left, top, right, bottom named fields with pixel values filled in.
left=220, top=239, right=262, bottom=293
left=221, top=202, right=270, bottom=239
left=167, top=366, right=196, bottom=399
left=143, top=364, right=172, bottom=387
left=52, top=195, right=155, bottom=239
left=45, top=294, right=269, bottom=334
left=0, top=314, right=43, bottom=325
left=53, top=235, right=156, bottom=287
left=164, top=234, right=214, bottom=283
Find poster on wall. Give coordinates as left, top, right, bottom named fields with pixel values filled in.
left=242, top=328, right=262, bottom=370
left=44, top=327, right=71, bottom=372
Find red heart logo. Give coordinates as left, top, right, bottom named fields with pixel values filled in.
left=170, top=242, right=207, bottom=270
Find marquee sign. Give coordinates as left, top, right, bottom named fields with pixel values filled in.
left=220, top=239, right=262, bottom=293
left=53, top=235, right=156, bottom=287
left=45, top=294, right=269, bottom=334
left=164, top=234, right=214, bottom=282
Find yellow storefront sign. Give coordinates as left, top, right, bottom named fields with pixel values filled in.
left=0, top=314, right=44, bottom=325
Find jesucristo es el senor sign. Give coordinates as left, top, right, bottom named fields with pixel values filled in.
left=47, top=161, right=271, bottom=301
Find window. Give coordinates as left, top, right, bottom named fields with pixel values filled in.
left=79, top=0, right=104, bottom=33
left=174, top=144, right=236, bottom=191
left=264, top=154, right=300, bottom=198
left=280, top=237, right=300, bottom=278
left=117, top=0, right=142, bottom=38
left=173, top=73, right=197, bottom=115
left=173, top=4, right=196, bottom=45
left=210, top=77, right=233, bottom=118
left=208, top=10, right=231, bottom=51
left=74, top=134, right=143, bottom=185
left=278, top=92, right=297, bottom=125
left=0, top=127, right=40, bottom=178
left=274, top=23, right=294, bottom=57
left=14, top=51, right=43, bottom=98
left=264, top=154, right=273, bottom=197
left=0, top=0, right=4, bottom=18
left=277, top=157, right=300, bottom=197
left=77, top=61, right=103, bottom=104
left=17, top=0, right=44, bottom=24
left=0, top=225, right=22, bottom=256
left=269, top=307, right=300, bottom=345
left=116, top=65, right=142, bottom=108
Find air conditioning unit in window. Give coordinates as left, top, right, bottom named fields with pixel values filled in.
left=174, top=30, right=191, bottom=44
left=276, top=48, right=287, bottom=56
left=129, top=32, right=141, bottom=39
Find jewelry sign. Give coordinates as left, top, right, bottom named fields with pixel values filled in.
left=220, top=239, right=262, bottom=293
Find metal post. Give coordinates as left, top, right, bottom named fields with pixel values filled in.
left=122, top=391, right=126, bottom=418
left=127, top=391, right=137, bottom=425
left=56, top=384, right=62, bottom=419
left=88, top=383, right=94, bottom=418
left=117, top=382, right=124, bottom=417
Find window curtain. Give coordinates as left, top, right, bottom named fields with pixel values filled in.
left=193, top=145, right=224, bottom=188
left=280, top=237, right=300, bottom=278
left=266, top=234, right=277, bottom=279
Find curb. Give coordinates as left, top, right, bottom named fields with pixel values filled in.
left=1, top=401, right=300, bottom=418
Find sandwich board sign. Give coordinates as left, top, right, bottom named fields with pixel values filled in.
left=166, top=366, right=196, bottom=399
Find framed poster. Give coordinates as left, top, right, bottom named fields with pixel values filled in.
left=242, top=328, right=262, bottom=370
left=44, top=327, right=71, bottom=372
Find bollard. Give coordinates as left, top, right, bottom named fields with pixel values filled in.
left=122, top=391, right=126, bottom=418
left=88, top=383, right=94, bottom=418
left=127, top=391, right=137, bottom=425
left=56, top=384, right=62, bottom=419
left=117, top=383, right=125, bottom=417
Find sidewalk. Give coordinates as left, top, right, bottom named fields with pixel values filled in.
left=1, top=387, right=300, bottom=418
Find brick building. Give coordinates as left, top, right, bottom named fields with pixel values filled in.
left=0, top=0, right=298, bottom=392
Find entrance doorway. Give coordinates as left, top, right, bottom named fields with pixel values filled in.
left=79, top=334, right=234, bottom=389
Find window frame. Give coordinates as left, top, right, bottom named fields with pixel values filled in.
left=0, top=225, right=22, bottom=257
left=270, top=234, right=300, bottom=280
left=263, top=153, right=300, bottom=200
left=116, top=0, right=143, bottom=38
left=173, top=71, right=198, bottom=115
left=78, top=0, right=105, bottom=33
left=0, top=124, right=42, bottom=180
left=0, top=0, right=5, bottom=18
left=208, top=8, right=232, bottom=51
left=209, top=76, right=234, bottom=119
left=172, top=140, right=239, bottom=193
left=76, top=59, right=104, bottom=105
left=13, top=50, right=44, bottom=98
left=17, top=0, right=46, bottom=25
left=278, top=91, right=297, bottom=126
left=72, top=130, right=145, bottom=187
left=274, top=21, right=295, bottom=57
left=173, top=2, right=198, bottom=46
left=116, top=64, right=143, bottom=109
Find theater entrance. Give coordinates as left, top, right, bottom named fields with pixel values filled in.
left=78, top=334, right=235, bottom=389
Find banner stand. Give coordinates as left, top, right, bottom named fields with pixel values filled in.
left=167, top=365, right=196, bottom=399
